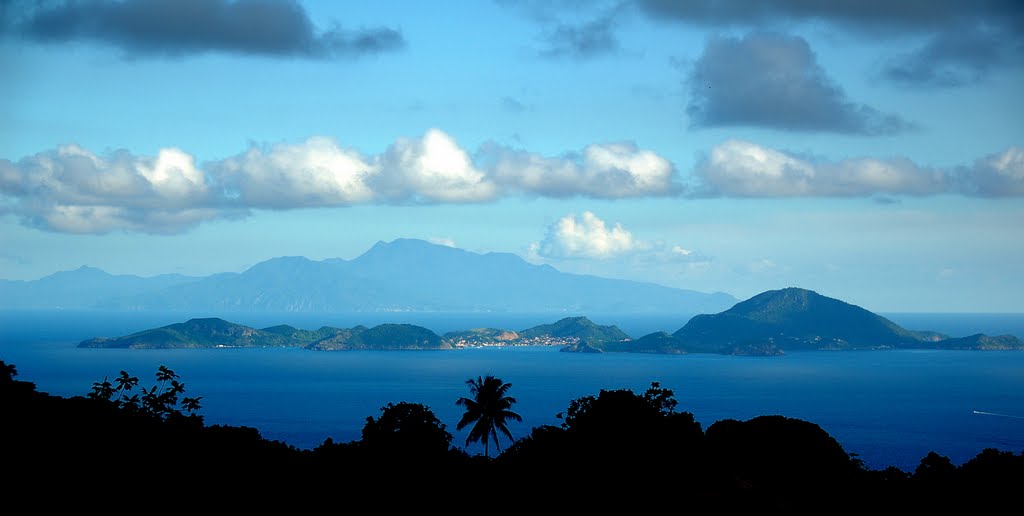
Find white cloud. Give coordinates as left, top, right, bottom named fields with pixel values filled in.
left=697, top=140, right=817, bottom=196
left=671, top=246, right=693, bottom=257
left=2, top=133, right=1019, bottom=235
left=694, top=140, right=949, bottom=197
left=216, top=136, right=376, bottom=208
left=0, top=144, right=223, bottom=234
left=3, top=131, right=682, bottom=234
left=482, top=140, right=679, bottom=198
left=535, top=211, right=642, bottom=259
left=376, top=129, right=497, bottom=203
left=217, top=130, right=497, bottom=206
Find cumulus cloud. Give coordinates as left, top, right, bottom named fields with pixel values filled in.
left=219, top=131, right=678, bottom=205
left=693, top=141, right=1024, bottom=198
left=687, top=32, right=910, bottom=134
left=531, top=211, right=710, bottom=268
left=3, top=133, right=1018, bottom=234
left=635, top=0, right=1024, bottom=87
left=215, top=136, right=377, bottom=208
left=957, top=146, right=1024, bottom=198
left=533, top=211, right=644, bottom=259
left=481, top=140, right=679, bottom=198
left=693, top=140, right=950, bottom=197
left=7, top=0, right=404, bottom=58
left=0, top=144, right=227, bottom=233
left=0, top=130, right=680, bottom=234
left=376, top=130, right=497, bottom=203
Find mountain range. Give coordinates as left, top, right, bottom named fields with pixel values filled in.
left=79, top=288, right=1024, bottom=354
left=0, top=238, right=736, bottom=314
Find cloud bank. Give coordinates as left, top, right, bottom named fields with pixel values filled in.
left=687, top=32, right=910, bottom=134
left=0, top=130, right=680, bottom=233
left=6, top=0, right=405, bottom=58
left=692, top=140, right=1024, bottom=198
left=2, top=132, right=1019, bottom=234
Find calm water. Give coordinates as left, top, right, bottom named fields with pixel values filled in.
left=2, top=309, right=1023, bottom=472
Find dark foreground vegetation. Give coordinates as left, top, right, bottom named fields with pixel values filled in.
left=2, top=359, right=1021, bottom=512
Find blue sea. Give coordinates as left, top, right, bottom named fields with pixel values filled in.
left=2, top=309, right=1023, bottom=472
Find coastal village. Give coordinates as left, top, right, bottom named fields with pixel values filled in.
left=444, top=331, right=591, bottom=349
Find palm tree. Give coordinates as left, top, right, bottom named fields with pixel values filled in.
left=456, top=375, right=522, bottom=458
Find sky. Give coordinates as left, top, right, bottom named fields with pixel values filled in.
left=1, top=0, right=1022, bottom=312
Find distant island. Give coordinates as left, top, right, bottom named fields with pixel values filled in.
left=78, top=315, right=627, bottom=350
left=590, top=287, right=1024, bottom=355
left=79, top=288, right=1024, bottom=354
left=3, top=238, right=736, bottom=315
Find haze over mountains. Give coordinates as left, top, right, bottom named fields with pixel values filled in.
left=0, top=238, right=736, bottom=315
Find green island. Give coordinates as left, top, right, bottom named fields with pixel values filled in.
left=79, top=288, right=1024, bottom=354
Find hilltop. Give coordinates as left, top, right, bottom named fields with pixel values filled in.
left=586, top=288, right=1024, bottom=355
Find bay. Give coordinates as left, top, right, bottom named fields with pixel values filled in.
left=2, top=309, right=1023, bottom=472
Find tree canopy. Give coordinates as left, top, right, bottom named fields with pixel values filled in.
left=455, top=374, right=522, bottom=457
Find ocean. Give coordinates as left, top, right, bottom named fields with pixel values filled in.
left=2, top=309, right=1023, bottom=472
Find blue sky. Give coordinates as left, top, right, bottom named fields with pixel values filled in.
left=1, top=0, right=1022, bottom=312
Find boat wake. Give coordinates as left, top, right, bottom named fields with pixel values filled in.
left=973, top=410, right=1024, bottom=419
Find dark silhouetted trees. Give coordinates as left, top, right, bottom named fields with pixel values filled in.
left=361, top=401, right=457, bottom=460
left=455, top=374, right=522, bottom=457
left=496, top=381, right=706, bottom=503
left=3, top=358, right=1023, bottom=510
left=87, top=365, right=203, bottom=423
left=703, top=415, right=867, bottom=510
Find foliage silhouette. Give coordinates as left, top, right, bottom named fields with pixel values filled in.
left=361, top=401, right=455, bottom=459
left=1, top=359, right=18, bottom=382
left=497, top=381, right=706, bottom=500
left=703, top=414, right=866, bottom=509
left=88, top=365, right=203, bottom=423
left=2, top=358, right=1023, bottom=510
left=455, top=374, right=522, bottom=457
